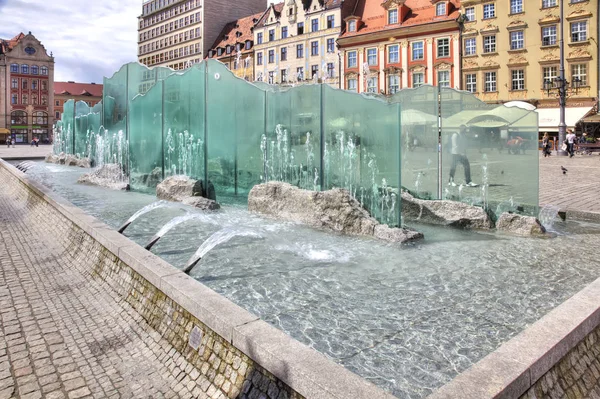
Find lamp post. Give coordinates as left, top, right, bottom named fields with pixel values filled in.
left=557, top=0, right=566, bottom=155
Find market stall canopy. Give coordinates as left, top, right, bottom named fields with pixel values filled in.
left=536, top=107, right=593, bottom=132
left=442, top=105, right=537, bottom=129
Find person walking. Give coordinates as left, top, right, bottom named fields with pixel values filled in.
left=566, top=129, right=576, bottom=158
left=6, top=138, right=10, bottom=148
left=449, top=125, right=478, bottom=187
left=542, top=132, right=551, bottom=157
left=11, top=138, right=15, bottom=148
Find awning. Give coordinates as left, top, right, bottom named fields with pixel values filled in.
left=0, top=128, right=9, bottom=134
left=582, top=113, right=600, bottom=124
left=536, top=107, right=593, bottom=132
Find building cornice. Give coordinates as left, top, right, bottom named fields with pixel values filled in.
left=337, top=20, right=458, bottom=47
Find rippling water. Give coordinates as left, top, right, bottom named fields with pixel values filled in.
left=23, top=161, right=600, bottom=398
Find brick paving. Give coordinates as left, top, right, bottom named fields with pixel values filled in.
left=0, top=184, right=191, bottom=398
left=539, top=152, right=600, bottom=214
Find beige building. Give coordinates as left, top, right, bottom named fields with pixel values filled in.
left=459, top=0, right=598, bottom=132
left=0, top=32, right=55, bottom=144
left=138, top=0, right=267, bottom=70
left=252, top=0, right=355, bottom=86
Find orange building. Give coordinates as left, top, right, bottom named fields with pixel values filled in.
left=53, top=81, right=103, bottom=121
left=337, top=0, right=461, bottom=94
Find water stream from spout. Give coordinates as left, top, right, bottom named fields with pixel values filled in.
left=145, top=213, right=218, bottom=250
left=118, top=200, right=172, bottom=234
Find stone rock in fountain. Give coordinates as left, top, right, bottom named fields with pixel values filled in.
left=138, top=167, right=162, bottom=188
left=77, top=164, right=129, bottom=191
left=496, top=213, right=547, bottom=237
left=76, top=158, right=92, bottom=168
left=401, top=190, right=493, bottom=230
left=45, top=153, right=59, bottom=164
left=57, top=152, right=67, bottom=165
left=65, top=154, right=79, bottom=166
left=248, top=182, right=422, bottom=243
left=45, top=152, right=91, bottom=168
left=156, top=175, right=219, bottom=210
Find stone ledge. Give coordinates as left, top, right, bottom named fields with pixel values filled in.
left=0, top=158, right=394, bottom=399
left=565, top=209, right=600, bottom=223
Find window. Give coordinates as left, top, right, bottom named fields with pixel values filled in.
left=510, top=0, right=523, bottom=14
left=572, top=64, right=587, bottom=86
left=41, top=81, right=47, bottom=91
left=282, top=27, right=288, bottom=38
left=388, top=45, right=399, bottom=63
left=281, top=47, right=287, bottom=61
left=327, top=63, right=335, bottom=78
left=511, top=69, right=525, bottom=90
left=297, top=67, right=304, bottom=80
left=41, top=67, right=48, bottom=76
left=55, top=112, right=60, bottom=119
left=412, top=72, right=424, bottom=87
left=348, top=20, right=356, bottom=32
left=268, top=49, right=274, bottom=63
left=542, top=26, right=557, bottom=46
left=388, top=75, right=399, bottom=94
left=257, top=32, right=263, bottom=44
left=367, top=77, right=377, bottom=93
left=484, top=71, right=497, bottom=92
left=571, top=21, right=587, bottom=42
left=22, top=94, right=28, bottom=105
left=31, top=65, right=39, bottom=75
left=269, top=29, right=275, bottom=41
left=11, top=94, right=17, bottom=104
left=311, top=65, right=319, bottom=79
left=257, top=52, right=263, bottom=65
left=10, top=64, right=18, bottom=73
left=483, top=3, right=495, bottom=19
left=22, top=79, right=28, bottom=90
left=465, top=7, right=475, bottom=21
left=32, top=94, right=38, bottom=105
left=367, top=48, right=377, bottom=65
left=347, top=51, right=357, bottom=68
left=245, top=41, right=252, bottom=50
left=484, top=35, right=496, bottom=53
left=436, top=3, right=446, bottom=16
left=32, top=80, right=38, bottom=90
left=55, top=100, right=60, bottom=106
left=438, top=70, right=450, bottom=87
left=465, top=73, right=477, bottom=92
left=327, top=15, right=334, bottom=29
left=311, top=41, right=319, bottom=56
left=347, top=78, right=357, bottom=92
left=297, top=44, right=304, bottom=58
left=437, top=38, right=450, bottom=58
left=464, top=38, right=476, bottom=55
left=543, top=66, right=558, bottom=87
left=388, top=9, right=398, bottom=24
left=542, top=0, right=556, bottom=8
left=312, top=18, right=319, bottom=32
left=21, top=64, right=29, bottom=74
left=327, top=38, right=335, bottom=53
left=297, top=22, right=304, bottom=35
left=412, top=41, right=424, bottom=60
left=281, top=69, right=288, bottom=83
left=510, top=31, right=524, bottom=50
left=226, top=46, right=232, bottom=54
left=11, top=79, right=17, bottom=89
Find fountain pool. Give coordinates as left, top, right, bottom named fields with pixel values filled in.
left=22, top=161, right=600, bottom=398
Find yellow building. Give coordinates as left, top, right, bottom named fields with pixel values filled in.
left=459, top=0, right=598, bottom=132
left=252, top=0, right=355, bottom=86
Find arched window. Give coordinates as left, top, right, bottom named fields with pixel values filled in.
left=10, top=64, right=18, bottom=73
left=10, top=111, right=28, bottom=125
left=41, top=66, right=48, bottom=75
left=33, top=111, right=48, bottom=125
left=31, top=65, right=39, bottom=75
left=21, top=64, right=29, bottom=74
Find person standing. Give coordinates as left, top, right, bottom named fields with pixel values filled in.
left=566, top=129, right=576, bottom=158
left=542, top=132, right=551, bottom=157
left=449, top=125, right=478, bottom=187
left=11, top=138, right=15, bottom=148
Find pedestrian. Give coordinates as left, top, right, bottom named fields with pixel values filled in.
left=449, top=125, right=478, bottom=187
left=6, top=138, right=10, bottom=148
left=542, top=132, right=551, bottom=157
left=566, top=129, right=576, bottom=158
left=11, top=138, right=15, bottom=148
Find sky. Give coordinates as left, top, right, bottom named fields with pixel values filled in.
left=0, top=0, right=140, bottom=83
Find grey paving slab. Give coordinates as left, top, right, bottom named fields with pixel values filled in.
left=0, top=185, right=191, bottom=398
left=0, top=146, right=51, bottom=160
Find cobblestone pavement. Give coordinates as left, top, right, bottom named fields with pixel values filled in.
left=0, top=145, right=51, bottom=160
left=539, top=151, right=600, bottom=213
left=0, top=185, right=192, bottom=398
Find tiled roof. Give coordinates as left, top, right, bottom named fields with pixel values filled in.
left=54, top=82, right=103, bottom=97
left=209, top=12, right=264, bottom=52
left=0, top=33, right=25, bottom=54
left=255, top=2, right=284, bottom=28
left=340, top=0, right=459, bottom=38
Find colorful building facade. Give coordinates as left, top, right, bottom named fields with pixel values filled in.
left=53, top=82, right=103, bottom=121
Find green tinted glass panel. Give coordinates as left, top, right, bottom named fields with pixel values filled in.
left=61, top=100, right=75, bottom=154
left=74, top=101, right=90, bottom=156
left=102, top=64, right=128, bottom=136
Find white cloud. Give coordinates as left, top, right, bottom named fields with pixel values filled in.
left=0, top=0, right=140, bottom=83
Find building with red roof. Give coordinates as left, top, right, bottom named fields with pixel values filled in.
left=0, top=32, right=55, bottom=144
left=337, top=0, right=460, bottom=93
left=207, top=12, right=265, bottom=80
left=53, top=81, right=104, bottom=122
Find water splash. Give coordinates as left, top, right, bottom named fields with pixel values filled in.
left=538, top=205, right=561, bottom=231
left=118, top=200, right=171, bottom=233
left=145, top=213, right=218, bottom=250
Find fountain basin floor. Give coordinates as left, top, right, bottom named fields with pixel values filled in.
left=21, top=161, right=600, bottom=399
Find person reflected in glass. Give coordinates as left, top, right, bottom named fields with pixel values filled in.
left=449, top=125, right=478, bottom=187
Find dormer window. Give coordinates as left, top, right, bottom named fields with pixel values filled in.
left=236, top=31, right=242, bottom=37
left=348, top=20, right=356, bottom=32
left=226, top=46, right=232, bottom=54
left=217, top=48, right=223, bottom=56
left=436, top=2, right=446, bottom=16
left=388, top=9, right=398, bottom=24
